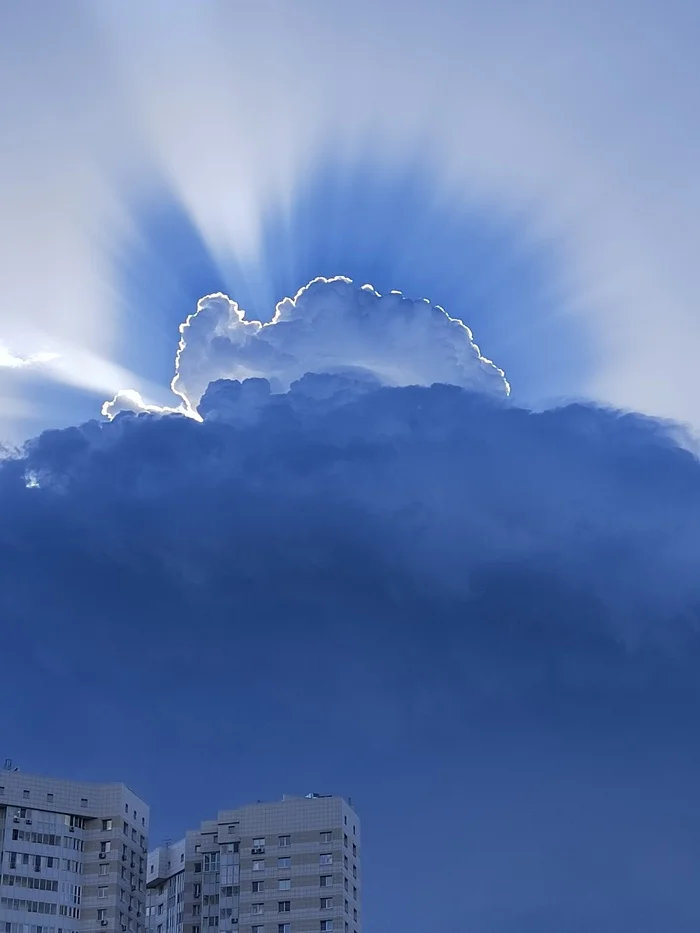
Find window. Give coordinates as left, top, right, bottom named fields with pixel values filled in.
left=252, top=861, right=265, bottom=872
left=97, top=909, right=107, bottom=921
left=353, top=887, right=356, bottom=899
left=0, top=786, right=4, bottom=794
left=344, top=880, right=348, bottom=892
left=125, top=804, right=129, bottom=813
left=158, top=904, right=164, bottom=915
left=278, top=902, right=290, bottom=913
left=320, top=876, right=333, bottom=888
left=99, top=864, right=110, bottom=876
left=253, top=838, right=265, bottom=848
left=227, top=825, right=238, bottom=834
left=277, top=858, right=290, bottom=869
left=81, top=798, right=88, bottom=807
left=193, top=927, right=200, bottom=933
left=344, top=901, right=348, bottom=914
left=124, top=822, right=129, bottom=835
left=352, top=866, right=356, bottom=879
left=251, top=904, right=264, bottom=916
left=47, top=793, right=54, bottom=803
left=194, top=863, right=202, bottom=874
left=194, top=884, right=201, bottom=899
left=320, top=832, right=332, bottom=844
left=352, top=825, right=356, bottom=836
left=252, top=881, right=264, bottom=893
left=343, top=857, right=348, bottom=869
left=352, top=846, right=356, bottom=858
left=101, top=841, right=112, bottom=854
left=344, top=816, right=347, bottom=826
left=353, top=909, right=357, bottom=921
left=22, top=790, right=29, bottom=799
left=320, top=854, right=333, bottom=866
left=320, top=922, right=333, bottom=932
left=278, top=836, right=290, bottom=848
left=278, top=925, right=290, bottom=933
left=203, top=853, right=219, bottom=872
left=343, top=835, right=348, bottom=847
left=320, top=898, right=333, bottom=910
left=192, top=906, right=201, bottom=917
left=102, top=820, right=113, bottom=831
left=98, top=886, right=108, bottom=899
left=278, top=880, right=291, bottom=891
left=252, top=927, right=263, bottom=933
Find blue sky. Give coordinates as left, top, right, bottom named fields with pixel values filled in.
left=2, top=2, right=700, bottom=930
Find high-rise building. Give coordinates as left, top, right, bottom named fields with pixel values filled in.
left=146, top=795, right=361, bottom=933
left=0, top=767, right=149, bottom=933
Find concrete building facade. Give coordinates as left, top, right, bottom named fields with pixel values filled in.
left=146, top=795, right=361, bottom=933
left=0, top=767, right=150, bottom=933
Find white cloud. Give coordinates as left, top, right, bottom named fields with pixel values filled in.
left=101, top=389, right=190, bottom=421
left=169, top=277, right=509, bottom=411
left=0, top=346, right=58, bottom=370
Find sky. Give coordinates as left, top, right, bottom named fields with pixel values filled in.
left=2, top=1, right=700, bottom=931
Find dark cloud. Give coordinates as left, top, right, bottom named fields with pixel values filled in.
left=3, top=374, right=700, bottom=930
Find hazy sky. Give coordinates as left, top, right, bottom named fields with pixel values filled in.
left=2, top=0, right=700, bottom=436
left=2, top=2, right=700, bottom=931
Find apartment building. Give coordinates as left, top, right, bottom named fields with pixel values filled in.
left=146, top=795, right=361, bottom=933
left=0, top=766, right=149, bottom=933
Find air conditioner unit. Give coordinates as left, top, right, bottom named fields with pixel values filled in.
left=69, top=827, right=75, bottom=833
left=13, top=817, right=19, bottom=823
left=99, top=854, right=107, bottom=860
left=251, top=848, right=264, bottom=855
left=121, top=925, right=127, bottom=931
left=101, top=921, right=108, bottom=927
left=122, top=856, right=127, bottom=861
left=131, top=886, right=136, bottom=892
left=26, top=819, right=32, bottom=825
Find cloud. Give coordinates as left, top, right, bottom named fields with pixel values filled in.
left=163, top=277, right=507, bottom=410
left=9, top=371, right=700, bottom=643
left=101, top=389, right=184, bottom=421
left=0, top=346, right=58, bottom=370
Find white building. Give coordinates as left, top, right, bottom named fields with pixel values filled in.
left=0, top=765, right=149, bottom=933
left=146, top=795, right=361, bottom=933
